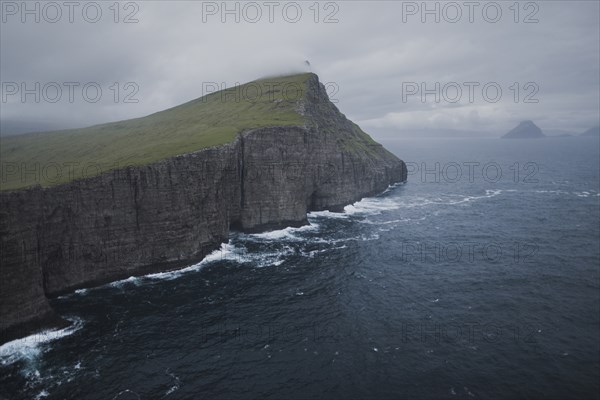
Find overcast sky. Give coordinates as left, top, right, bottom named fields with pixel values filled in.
left=1, top=0, right=599, bottom=138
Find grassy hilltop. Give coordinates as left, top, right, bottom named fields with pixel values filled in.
left=0, top=74, right=312, bottom=191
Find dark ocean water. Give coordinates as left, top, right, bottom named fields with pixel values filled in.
left=1, top=137, right=599, bottom=400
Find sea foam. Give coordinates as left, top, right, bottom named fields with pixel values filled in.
left=0, top=317, right=83, bottom=367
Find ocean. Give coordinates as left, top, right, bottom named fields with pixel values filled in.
left=1, top=137, right=599, bottom=400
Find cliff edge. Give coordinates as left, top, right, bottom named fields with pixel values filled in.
left=0, top=73, right=406, bottom=344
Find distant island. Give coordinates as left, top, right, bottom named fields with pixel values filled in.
left=501, top=122, right=600, bottom=139
left=580, top=126, right=600, bottom=137
left=502, top=120, right=545, bottom=139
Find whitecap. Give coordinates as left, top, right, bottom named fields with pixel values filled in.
left=164, top=368, right=180, bottom=396
left=109, top=276, right=142, bottom=288
left=133, top=239, right=293, bottom=282
left=343, top=197, right=402, bottom=215
left=303, top=244, right=348, bottom=258
left=344, top=189, right=505, bottom=214
left=307, top=210, right=349, bottom=219
left=309, top=237, right=354, bottom=245
left=201, top=242, right=247, bottom=264
left=246, top=245, right=295, bottom=268
left=0, top=317, right=84, bottom=367
left=35, top=390, right=49, bottom=399
left=246, top=223, right=319, bottom=241
left=380, top=181, right=405, bottom=195
left=442, top=189, right=504, bottom=204
left=574, top=191, right=592, bottom=197
left=145, top=242, right=245, bottom=281
left=534, top=190, right=569, bottom=195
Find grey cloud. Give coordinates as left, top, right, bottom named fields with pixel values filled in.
left=0, top=0, right=598, bottom=137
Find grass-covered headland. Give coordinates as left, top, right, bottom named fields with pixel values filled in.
left=0, top=74, right=315, bottom=191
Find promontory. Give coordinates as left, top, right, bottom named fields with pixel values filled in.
left=0, top=73, right=406, bottom=344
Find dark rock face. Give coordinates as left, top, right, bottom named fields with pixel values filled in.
left=0, top=75, right=406, bottom=344
left=502, top=120, right=545, bottom=138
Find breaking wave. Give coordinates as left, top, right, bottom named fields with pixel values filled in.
left=0, top=317, right=84, bottom=367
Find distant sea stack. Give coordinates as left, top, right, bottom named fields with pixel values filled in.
left=0, top=73, right=407, bottom=344
left=502, top=120, right=545, bottom=139
left=580, top=126, right=600, bottom=137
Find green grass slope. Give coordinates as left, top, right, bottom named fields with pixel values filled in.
left=1, top=73, right=312, bottom=191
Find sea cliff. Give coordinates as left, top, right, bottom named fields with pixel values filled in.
left=0, top=74, right=406, bottom=344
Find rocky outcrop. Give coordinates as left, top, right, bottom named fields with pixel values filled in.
left=0, top=74, right=406, bottom=344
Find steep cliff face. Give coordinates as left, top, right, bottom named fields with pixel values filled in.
left=0, top=74, right=406, bottom=344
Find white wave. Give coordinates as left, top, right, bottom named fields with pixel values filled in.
left=165, top=368, right=180, bottom=396
left=362, top=233, right=380, bottom=241
left=56, top=287, right=90, bottom=300
left=361, top=216, right=427, bottom=225
left=201, top=242, right=246, bottom=264
left=145, top=242, right=245, bottom=281
left=343, top=189, right=505, bottom=215
left=307, top=210, right=349, bottom=219
left=308, top=231, right=383, bottom=247
left=303, top=245, right=348, bottom=258
left=144, top=261, right=204, bottom=281
left=309, top=236, right=354, bottom=245
left=247, top=245, right=295, bottom=268
left=0, top=317, right=83, bottom=367
left=98, top=238, right=294, bottom=286
left=310, top=183, right=405, bottom=218
left=534, top=190, right=570, bottom=195
left=246, top=223, right=319, bottom=241
left=109, top=276, right=142, bottom=288
left=573, top=191, right=598, bottom=198
left=35, top=390, right=49, bottom=399
left=344, top=197, right=403, bottom=215
left=112, top=390, right=141, bottom=399
left=534, top=189, right=599, bottom=198
left=381, top=181, right=405, bottom=195
left=146, top=241, right=294, bottom=279
left=443, top=189, right=504, bottom=204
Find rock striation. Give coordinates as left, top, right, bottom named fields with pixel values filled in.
left=0, top=74, right=406, bottom=344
